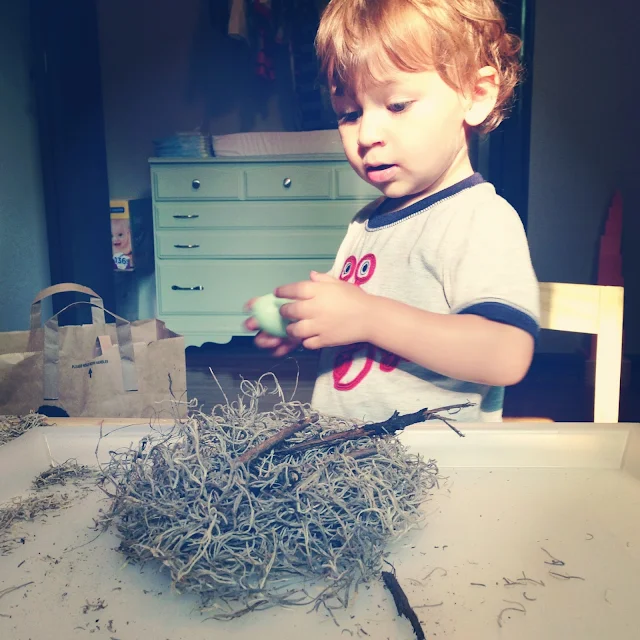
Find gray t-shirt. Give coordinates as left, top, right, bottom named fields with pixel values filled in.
left=311, top=175, right=540, bottom=423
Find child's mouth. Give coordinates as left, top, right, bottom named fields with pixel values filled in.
left=366, top=164, right=397, bottom=183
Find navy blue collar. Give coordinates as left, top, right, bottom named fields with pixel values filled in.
left=368, top=172, right=485, bottom=229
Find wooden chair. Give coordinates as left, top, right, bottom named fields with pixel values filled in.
left=505, top=282, right=624, bottom=423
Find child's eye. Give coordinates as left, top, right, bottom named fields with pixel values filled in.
left=337, top=110, right=361, bottom=124
left=388, top=101, right=411, bottom=113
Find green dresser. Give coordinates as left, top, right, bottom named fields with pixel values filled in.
left=150, top=155, right=378, bottom=346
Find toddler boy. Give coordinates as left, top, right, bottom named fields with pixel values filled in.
left=246, top=0, right=539, bottom=422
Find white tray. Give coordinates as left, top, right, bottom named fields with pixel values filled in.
left=1, top=421, right=639, bottom=640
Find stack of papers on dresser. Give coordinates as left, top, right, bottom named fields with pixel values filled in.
left=153, top=131, right=213, bottom=158
left=211, top=129, right=344, bottom=156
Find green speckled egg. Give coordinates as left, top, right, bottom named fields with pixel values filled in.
left=252, top=293, right=292, bottom=338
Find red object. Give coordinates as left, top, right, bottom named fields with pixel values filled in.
left=253, top=0, right=276, bottom=81
left=590, top=191, right=624, bottom=359
left=597, top=190, right=624, bottom=286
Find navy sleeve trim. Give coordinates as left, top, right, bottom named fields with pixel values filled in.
left=457, top=302, right=540, bottom=339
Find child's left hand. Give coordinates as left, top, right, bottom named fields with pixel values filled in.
left=276, top=271, right=373, bottom=350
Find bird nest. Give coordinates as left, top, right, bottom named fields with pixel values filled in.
left=98, top=376, right=446, bottom=620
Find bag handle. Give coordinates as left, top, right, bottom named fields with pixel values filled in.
left=42, top=300, right=138, bottom=401
left=30, top=283, right=105, bottom=333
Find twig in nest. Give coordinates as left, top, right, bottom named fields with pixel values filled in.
left=282, top=403, right=474, bottom=457
left=381, top=571, right=425, bottom=640
left=541, top=547, right=565, bottom=566
left=434, top=416, right=465, bottom=438
left=233, top=414, right=319, bottom=465
left=345, top=447, right=378, bottom=460
left=497, top=599, right=526, bottom=627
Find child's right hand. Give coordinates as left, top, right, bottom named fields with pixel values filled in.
left=244, top=299, right=302, bottom=357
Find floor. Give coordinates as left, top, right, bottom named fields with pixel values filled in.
left=186, top=338, right=640, bottom=422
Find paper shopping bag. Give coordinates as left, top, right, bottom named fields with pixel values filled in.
left=0, top=283, right=188, bottom=418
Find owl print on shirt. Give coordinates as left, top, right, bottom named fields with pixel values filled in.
left=332, top=253, right=403, bottom=391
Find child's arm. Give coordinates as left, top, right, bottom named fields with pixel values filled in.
left=276, top=272, right=534, bottom=387
left=359, top=293, right=533, bottom=386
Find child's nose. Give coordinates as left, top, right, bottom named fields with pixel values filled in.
left=357, top=112, right=385, bottom=149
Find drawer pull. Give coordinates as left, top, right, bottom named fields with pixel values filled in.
left=192, top=179, right=201, bottom=190
left=173, top=214, right=200, bottom=219
left=174, top=244, right=200, bottom=249
left=171, top=285, right=204, bottom=291
left=283, top=177, right=292, bottom=189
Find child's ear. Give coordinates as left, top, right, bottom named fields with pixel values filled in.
left=464, top=66, right=499, bottom=127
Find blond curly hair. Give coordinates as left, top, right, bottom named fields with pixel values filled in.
left=316, top=0, right=522, bottom=133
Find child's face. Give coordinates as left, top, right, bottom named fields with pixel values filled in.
left=332, top=69, right=473, bottom=208
left=111, top=219, right=132, bottom=255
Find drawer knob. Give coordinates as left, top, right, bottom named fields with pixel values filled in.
left=282, top=177, right=292, bottom=189
left=192, top=179, right=201, bottom=190
left=173, top=214, right=199, bottom=219
left=171, top=285, right=204, bottom=291
left=174, top=244, right=200, bottom=249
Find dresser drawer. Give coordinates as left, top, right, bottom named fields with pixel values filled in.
left=157, top=229, right=345, bottom=259
left=155, top=200, right=361, bottom=230
left=244, top=165, right=332, bottom=199
left=153, top=165, right=242, bottom=200
left=157, top=259, right=334, bottom=314
left=335, top=167, right=380, bottom=198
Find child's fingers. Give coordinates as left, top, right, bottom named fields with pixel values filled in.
left=243, top=297, right=257, bottom=312
left=309, top=270, right=336, bottom=283
left=254, top=332, right=283, bottom=349
left=275, top=280, right=315, bottom=300
left=285, top=318, right=315, bottom=341
left=244, top=316, right=260, bottom=331
left=272, top=342, right=297, bottom=357
left=280, top=298, right=317, bottom=322
left=278, top=300, right=298, bottom=320
left=272, top=337, right=302, bottom=357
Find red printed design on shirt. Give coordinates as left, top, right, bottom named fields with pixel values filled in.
left=332, top=253, right=402, bottom=391
left=333, top=343, right=375, bottom=391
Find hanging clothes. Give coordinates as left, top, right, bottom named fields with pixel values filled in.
left=253, top=0, right=277, bottom=81
left=228, top=0, right=279, bottom=81
left=286, top=0, right=336, bottom=130
left=225, top=0, right=336, bottom=129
